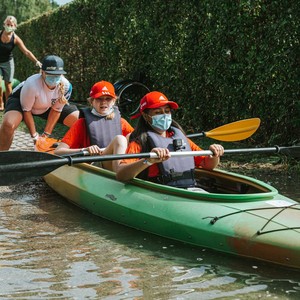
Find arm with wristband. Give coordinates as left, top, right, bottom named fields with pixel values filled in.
left=43, top=109, right=61, bottom=137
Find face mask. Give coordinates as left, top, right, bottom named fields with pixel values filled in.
left=4, top=25, right=15, bottom=33
left=91, top=107, right=114, bottom=117
left=45, top=75, right=61, bottom=87
left=151, top=113, right=172, bottom=131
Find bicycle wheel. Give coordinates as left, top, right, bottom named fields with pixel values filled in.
left=114, top=79, right=150, bottom=119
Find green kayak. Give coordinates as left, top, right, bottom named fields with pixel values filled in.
left=44, top=163, right=300, bottom=270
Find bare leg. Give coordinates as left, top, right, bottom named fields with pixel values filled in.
left=63, top=110, right=80, bottom=127
left=0, top=110, right=23, bottom=150
left=101, top=135, right=128, bottom=172
left=0, top=78, right=3, bottom=110
left=4, top=81, right=12, bottom=103
left=0, top=91, right=3, bottom=110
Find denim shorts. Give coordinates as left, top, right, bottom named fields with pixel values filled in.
left=0, top=59, right=14, bottom=82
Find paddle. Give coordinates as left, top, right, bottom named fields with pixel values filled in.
left=0, top=145, right=299, bottom=186
left=186, top=118, right=260, bottom=141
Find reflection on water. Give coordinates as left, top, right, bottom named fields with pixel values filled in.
left=0, top=172, right=299, bottom=299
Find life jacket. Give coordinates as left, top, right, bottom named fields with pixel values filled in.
left=145, top=127, right=196, bottom=188
left=81, top=107, right=122, bottom=148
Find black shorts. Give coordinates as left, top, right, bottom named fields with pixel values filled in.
left=5, top=97, right=78, bottom=124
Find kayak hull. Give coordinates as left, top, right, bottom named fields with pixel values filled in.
left=44, top=164, right=300, bottom=269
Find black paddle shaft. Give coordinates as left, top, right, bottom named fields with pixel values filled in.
left=0, top=146, right=299, bottom=186
left=0, top=151, right=153, bottom=186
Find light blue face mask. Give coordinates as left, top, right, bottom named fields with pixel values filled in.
left=151, top=113, right=172, bottom=131
left=4, top=25, right=15, bottom=33
left=45, top=75, right=61, bottom=87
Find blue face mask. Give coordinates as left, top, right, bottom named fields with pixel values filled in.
left=45, top=75, right=61, bottom=87
left=4, top=25, right=15, bottom=33
left=151, top=113, right=172, bottom=131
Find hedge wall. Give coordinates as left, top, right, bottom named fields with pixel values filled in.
left=14, top=0, right=299, bottom=146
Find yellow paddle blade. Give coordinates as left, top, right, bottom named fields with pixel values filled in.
left=205, top=118, right=261, bottom=141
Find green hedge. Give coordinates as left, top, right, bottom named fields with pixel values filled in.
left=14, top=0, right=299, bottom=146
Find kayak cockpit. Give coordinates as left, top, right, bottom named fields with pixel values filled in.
left=194, top=168, right=272, bottom=194
left=79, top=163, right=279, bottom=202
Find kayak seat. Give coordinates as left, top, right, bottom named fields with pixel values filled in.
left=195, top=169, right=263, bottom=194
left=196, top=177, right=217, bottom=193
left=196, top=176, right=250, bottom=194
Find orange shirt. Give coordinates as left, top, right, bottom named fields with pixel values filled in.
left=120, top=132, right=205, bottom=178
left=61, top=118, right=133, bottom=148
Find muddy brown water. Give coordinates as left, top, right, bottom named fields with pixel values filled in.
left=0, top=166, right=299, bottom=299
left=1, top=129, right=300, bottom=299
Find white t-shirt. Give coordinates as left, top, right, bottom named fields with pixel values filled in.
left=20, top=74, right=72, bottom=115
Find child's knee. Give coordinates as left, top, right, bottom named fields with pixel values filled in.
left=115, top=135, right=127, bottom=145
